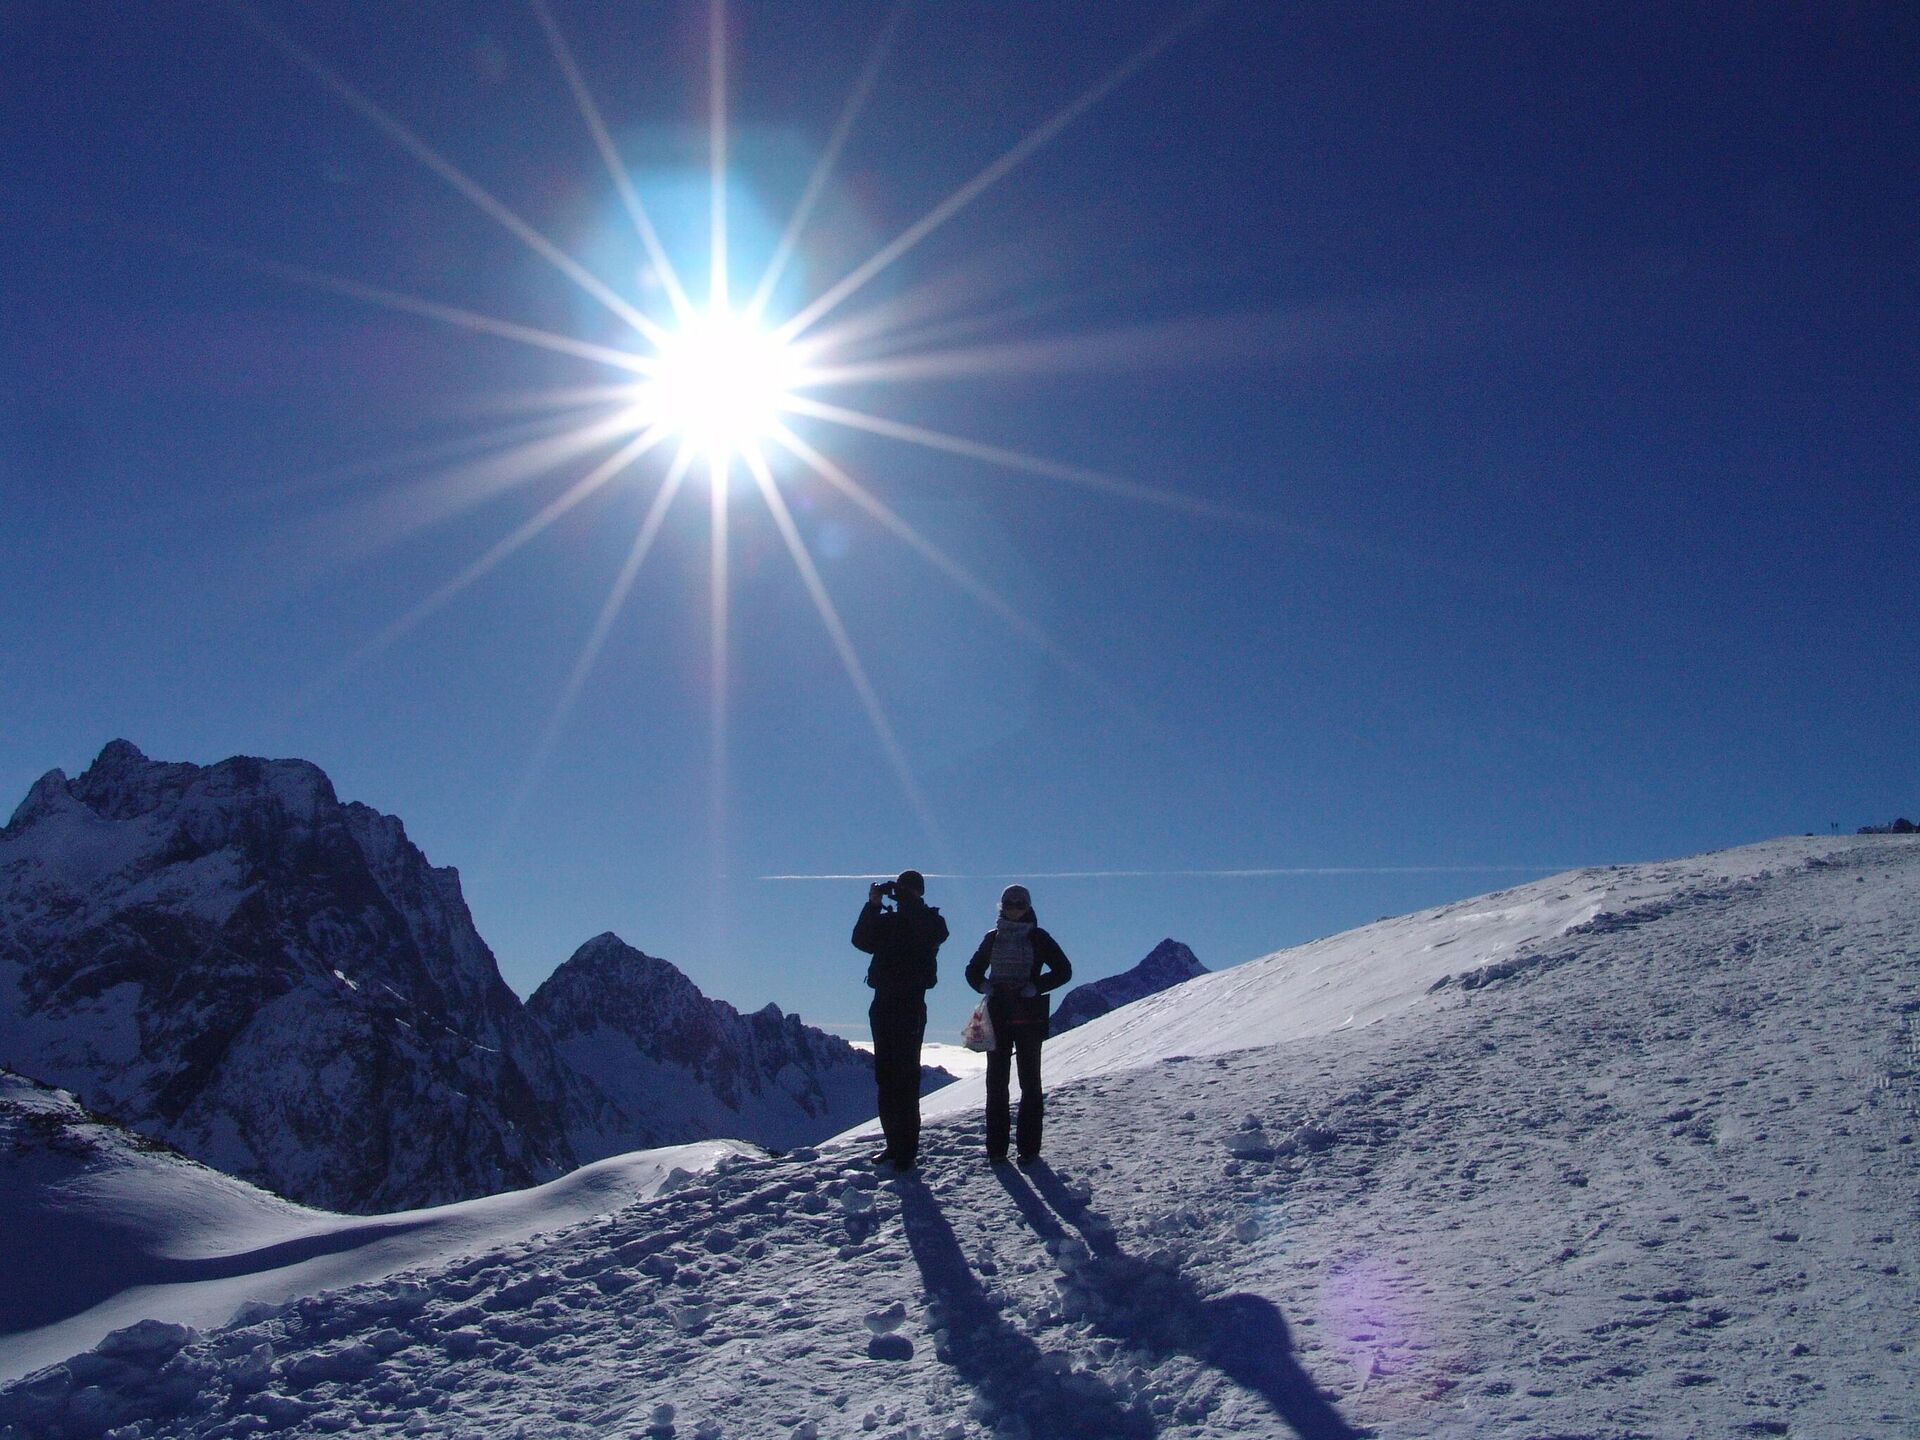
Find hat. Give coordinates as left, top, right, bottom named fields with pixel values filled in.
left=896, top=869, right=926, bottom=897
left=999, top=884, right=1031, bottom=910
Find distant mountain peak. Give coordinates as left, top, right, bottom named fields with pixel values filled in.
left=1051, top=938, right=1208, bottom=1035
left=0, top=739, right=943, bottom=1209
left=5, top=768, right=75, bottom=833
left=1129, top=938, right=1206, bottom=983
left=527, top=935, right=914, bottom=1158
left=92, top=737, right=150, bottom=768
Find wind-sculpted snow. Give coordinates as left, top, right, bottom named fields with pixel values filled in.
left=0, top=834, right=1910, bottom=1437
left=0, top=1070, right=751, bottom=1385
left=905, top=835, right=1888, bottom=1124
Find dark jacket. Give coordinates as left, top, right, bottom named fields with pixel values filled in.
left=853, top=898, right=948, bottom=996
left=965, top=919, right=1072, bottom=1028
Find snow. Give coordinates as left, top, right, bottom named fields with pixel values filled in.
left=0, top=1076, right=751, bottom=1385
left=1, top=834, right=1914, bottom=1438
left=852, top=1040, right=989, bottom=1083
left=888, top=837, right=1865, bottom=1131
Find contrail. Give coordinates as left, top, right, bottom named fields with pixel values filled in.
left=760, top=866, right=1581, bottom=881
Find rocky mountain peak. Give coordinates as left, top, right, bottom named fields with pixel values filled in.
left=1051, top=937, right=1209, bottom=1035
left=526, top=934, right=915, bottom=1159
left=2, top=740, right=945, bottom=1205
left=1136, top=939, right=1207, bottom=983
left=0, top=742, right=580, bottom=1213
left=5, top=769, right=75, bottom=833
left=69, top=738, right=200, bottom=821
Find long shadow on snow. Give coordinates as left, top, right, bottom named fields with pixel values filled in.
left=0, top=1208, right=434, bottom=1334
left=1001, top=1162, right=1365, bottom=1440
left=894, top=1178, right=1156, bottom=1438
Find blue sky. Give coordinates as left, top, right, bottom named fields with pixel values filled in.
left=3, top=2, right=1915, bottom=1038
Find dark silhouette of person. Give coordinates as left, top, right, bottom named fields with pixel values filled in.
left=852, top=868, right=947, bottom=1170
left=964, top=883, right=1071, bottom=1162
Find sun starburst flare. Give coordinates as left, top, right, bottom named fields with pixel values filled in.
left=625, top=309, right=808, bottom=464
left=247, top=0, right=1233, bottom=861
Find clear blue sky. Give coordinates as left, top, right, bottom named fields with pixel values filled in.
left=3, top=2, right=1914, bottom=1038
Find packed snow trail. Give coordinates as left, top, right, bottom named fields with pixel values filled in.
left=0, top=837, right=1913, bottom=1437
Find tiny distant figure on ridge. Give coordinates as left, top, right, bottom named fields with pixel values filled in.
left=965, top=883, right=1072, bottom=1165
left=852, top=869, right=949, bottom=1172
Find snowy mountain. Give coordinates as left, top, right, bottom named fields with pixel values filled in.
left=0, top=741, right=585, bottom=1214
left=528, top=932, right=951, bottom=1159
left=0, top=741, right=944, bottom=1214
left=0, top=834, right=1912, bottom=1438
left=1049, top=938, right=1208, bottom=1035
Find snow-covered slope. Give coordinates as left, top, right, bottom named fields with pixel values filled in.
left=0, top=1070, right=750, bottom=1386
left=1, top=835, right=1912, bottom=1438
left=1050, top=938, right=1208, bottom=1035
left=529, top=933, right=951, bottom=1158
left=0, top=741, right=589, bottom=1212
left=909, top=836, right=1878, bottom=1125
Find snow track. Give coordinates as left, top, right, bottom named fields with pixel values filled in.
left=1, top=837, right=1913, bottom=1437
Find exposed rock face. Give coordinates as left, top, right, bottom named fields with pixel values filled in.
left=1050, top=938, right=1208, bottom=1035
left=0, top=741, right=587, bottom=1213
left=528, top=933, right=949, bottom=1159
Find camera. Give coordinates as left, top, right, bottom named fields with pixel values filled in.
left=876, top=881, right=898, bottom=900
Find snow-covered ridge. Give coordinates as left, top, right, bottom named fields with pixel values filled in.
left=899, top=834, right=1891, bottom=1129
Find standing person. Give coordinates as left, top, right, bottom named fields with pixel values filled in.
left=852, top=869, right=948, bottom=1171
left=965, top=884, right=1072, bottom=1164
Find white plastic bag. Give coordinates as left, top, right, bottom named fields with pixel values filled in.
left=960, top=998, right=996, bottom=1053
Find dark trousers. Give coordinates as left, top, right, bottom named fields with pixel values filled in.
left=984, top=1000, right=1046, bottom=1158
left=869, top=994, right=927, bottom=1163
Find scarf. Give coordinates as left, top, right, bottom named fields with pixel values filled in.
left=988, top=917, right=1035, bottom=990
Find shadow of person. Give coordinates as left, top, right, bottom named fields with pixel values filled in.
left=892, top=1178, right=1155, bottom=1439
left=1000, top=1162, right=1366, bottom=1440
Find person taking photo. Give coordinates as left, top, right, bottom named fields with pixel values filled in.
left=851, top=869, right=948, bottom=1171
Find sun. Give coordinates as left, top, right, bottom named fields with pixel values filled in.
left=631, top=308, right=803, bottom=462
left=253, top=0, right=1225, bottom=849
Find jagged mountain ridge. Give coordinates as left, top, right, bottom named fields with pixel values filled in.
left=0, top=741, right=921, bottom=1214
left=1050, top=937, right=1207, bottom=1034
left=530, top=932, right=947, bottom=1159
left=0, top=741, right=588, bottom=1214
